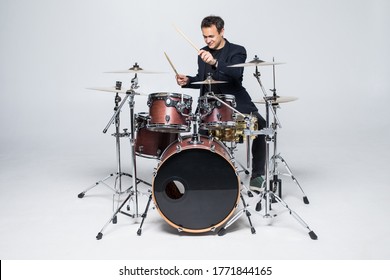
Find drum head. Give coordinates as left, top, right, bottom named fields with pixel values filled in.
left=153, top=148, right=239, bottom=232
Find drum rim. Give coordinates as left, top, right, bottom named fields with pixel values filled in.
left=200, top=121, right=237, bottom=128
left=146, top=123, right=191, bottom=132
left=199, top=93, right=236, bottom=100
left=149, top=92, right=192, bottom=100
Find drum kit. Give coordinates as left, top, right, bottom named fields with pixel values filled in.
left=78, top=57, right=317, bottom=240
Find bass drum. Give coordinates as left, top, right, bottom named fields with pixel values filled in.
left=152, top=136, right=240, bottom=233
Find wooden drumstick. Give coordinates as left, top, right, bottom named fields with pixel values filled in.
left=173, top=24, right=200, bottom=52
left=164, top=51, right=179, bottom=75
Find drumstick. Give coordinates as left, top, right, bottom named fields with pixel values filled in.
left=173, top=24, right=200, bottom=52
left=164, top=52, right=179, bottom=75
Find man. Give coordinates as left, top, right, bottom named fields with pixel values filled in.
left=176, top=15, right=266, bottom=191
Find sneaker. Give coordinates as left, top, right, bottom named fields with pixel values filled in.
left=249, top=176, right=265, bottom=193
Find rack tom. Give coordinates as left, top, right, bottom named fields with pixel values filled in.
left=198, top=94, right=236, bottom=130
left=147, top=92, right=192, bottom=133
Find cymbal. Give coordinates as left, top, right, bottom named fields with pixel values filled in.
left=253, top=96, right=298, bottom=104
left=191, top=77, right=228, bottom=85
left=105, top=63, right=166, bottom=74
left=86, top=87, right=147, bottom=95
left=229, top=57, right=285, bottom=68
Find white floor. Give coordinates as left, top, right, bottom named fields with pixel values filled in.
left=1, top=117, right=389, bottom=260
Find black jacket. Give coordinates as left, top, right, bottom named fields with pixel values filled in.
left=183, top=39, right=258, bottom=114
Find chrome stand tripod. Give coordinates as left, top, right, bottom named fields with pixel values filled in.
left=254, top=97, right=317, bottom=240
left=91, top=73, right=150, bottom=240
left=269, top=101, right=309, bottom=204
left=267, top=61, right=309, bottom=203
left=78, top=81, right=132, bottom=199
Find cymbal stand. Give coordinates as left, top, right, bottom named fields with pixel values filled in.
left=95, top=73, right=148, bottom=240
left=78, top=81, right=132, bottom=199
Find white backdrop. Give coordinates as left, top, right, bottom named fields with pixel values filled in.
left=1, top=0, right=390, bottom=261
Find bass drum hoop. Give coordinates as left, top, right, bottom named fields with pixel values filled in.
left=152, top=136, right=240, bottom=233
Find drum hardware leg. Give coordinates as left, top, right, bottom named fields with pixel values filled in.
left=240, top=180, right=253, bottom=198
left=258, top=189, right=317, bottom=240
left=270, top=153, right=309, bottom=204
left=218, top=193, right=256, bottom=236
left=235, top=159, right=250, bottom=175
left=78, top=173, right=115, bottom=198
left=137, top=193, right=153, bottom=236
left=226, top=141, right=250, bottom=175
left=96, top=191, right=133, bottom=240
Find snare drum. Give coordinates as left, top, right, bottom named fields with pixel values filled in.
left=135, top=113, right=178, bottom=159
left=198, top=94, right=236, bottom=129
left=147, top=92, right=192, bottom=133
left=209, top=114, right=258, bottom=143
left=152, top=135, right=240, bottom=233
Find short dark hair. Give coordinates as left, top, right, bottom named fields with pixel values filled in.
left=201, top=16, right=224, bottom=33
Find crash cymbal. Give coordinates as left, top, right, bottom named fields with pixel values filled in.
left=105, top=63, right=166, bottom=74
left=86, top=86, right=146, bottom=95
left=191, top=77, right=228, bottom=85
left=253, top=96, right=298, bottom=104
left=229, top=56, right=285, bottom=68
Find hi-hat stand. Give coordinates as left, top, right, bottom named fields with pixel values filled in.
left=254, top=94, right=317, bottom=240
left=218, top=57, right=317, bottom=239
left=269, top=101, right=309, bottom=204
left=253, top=60, right=316, bottom=239
left=268, top=61, right=309, bottom=203
left=78, top=81, right=132, bottom=199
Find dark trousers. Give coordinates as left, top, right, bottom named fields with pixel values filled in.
left=251, top=111, right=266, bottom=178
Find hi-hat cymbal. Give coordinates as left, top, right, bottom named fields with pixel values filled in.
left=253, top=96, right=298, bottom=104
left=229, top=56, right=285, bottom=68
left=105, top=63, right=166, bottom=74
left=86, top=86, right=146, bottom=95
left=191, top=78, right=228, bottom=85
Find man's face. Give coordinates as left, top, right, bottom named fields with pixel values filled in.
left=201, top=25, right=225, bottom=50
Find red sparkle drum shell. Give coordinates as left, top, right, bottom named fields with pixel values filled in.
left=152, top=135, right=240, bottom=233
left=134, top=113, right=178, bottom=159
left=147, top=92, right=192, bottom=133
